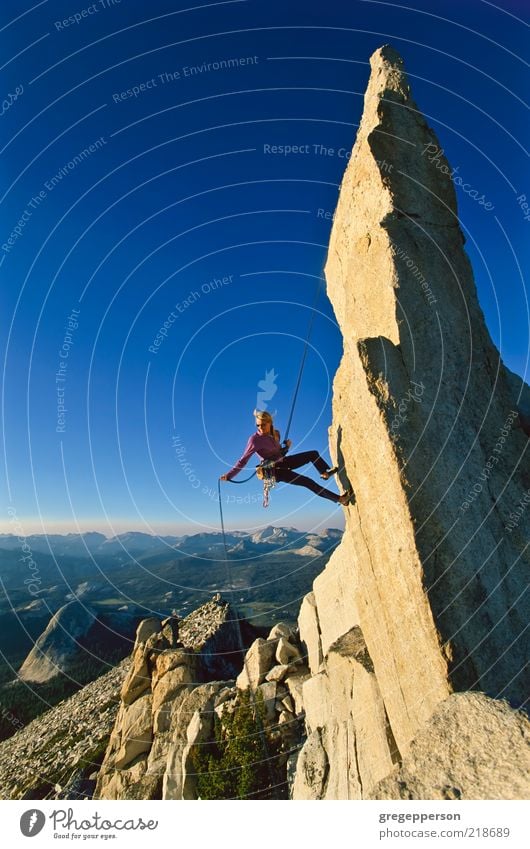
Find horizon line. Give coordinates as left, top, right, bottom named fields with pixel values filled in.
left=0, top=520, right=344, bottom=539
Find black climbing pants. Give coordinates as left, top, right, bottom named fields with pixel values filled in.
left=272, top=451, right=341, bottom=503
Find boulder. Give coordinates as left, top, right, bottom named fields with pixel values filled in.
left=181, top=702, right=217, bottom=800
left=163, top=682, right=225, bottom=799
left=298, top=592, right=323, bottom=675
left=284, top=671, right=310, bottom=715
left=275, top=636, right=302, bottom=666
left=134, top=618, right=161, bottom=650
left=152, top=665, right=195, bottom=733
left=370, top=693, right=530, bottom=800
left=151, top=648, right=192, bottom=690
left=96, top=756, right=149, bottom=800
left=348, top=659, right=396, bottom=793
left=280, top=694, right=294, bottom=714
left=236, top=638, right=277, bottom=690
left=277, top=711, right=300, bottom=749
left=291, top=729, right=328, bottom=800
left=213, top=686, right=236, bottom=720
left=298, top=628, right=402, bottom=798
left=113, top=693, right=153, bottom=769
left=267, top=622, right=295, bottom=641
left=120, top=651, right=150, bottom=705
left=144, top=630, right=170, bottom=657
left=265, top=664, right=291, bottom=683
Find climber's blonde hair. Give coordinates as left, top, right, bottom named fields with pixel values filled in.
left=254, top=409, right=273, bottom=424
left=254, top=409, right=275, bottom=431
left=254, top=409, right=281, bottom=443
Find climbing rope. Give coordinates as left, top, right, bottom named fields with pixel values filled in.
left=217, top=476, right=284, bottom=797
left=283, top=274, right=323, bottom=444
left=223, top=275, right=324, bottom=488
left=213, top=277, right=325, bottom=795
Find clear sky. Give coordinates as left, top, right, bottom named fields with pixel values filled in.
left=1, top=0, right=528, bottom=537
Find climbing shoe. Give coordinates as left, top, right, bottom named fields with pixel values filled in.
left=320, top=466, right=339, bottom=480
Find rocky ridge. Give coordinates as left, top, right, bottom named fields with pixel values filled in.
left=0, top=597, right=260, bottom=800
left=93, top=601, right=305, bottom=799
left=17, top=601, right=141, bottom=684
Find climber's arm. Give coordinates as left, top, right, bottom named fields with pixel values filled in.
left=223, top=435, right=256, bottom=480
left=274, top=429, right=291, bottom=454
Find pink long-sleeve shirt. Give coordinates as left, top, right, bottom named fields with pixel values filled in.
left=226, top=431, right=283, bottom=480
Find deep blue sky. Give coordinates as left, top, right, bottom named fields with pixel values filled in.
left=1, top=0, right=528, bottom=536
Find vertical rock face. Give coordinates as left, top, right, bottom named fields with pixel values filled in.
left=293, top=45, right=529, bottom=798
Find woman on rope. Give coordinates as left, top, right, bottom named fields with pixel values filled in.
left=220, top=410, right=354, bottom=505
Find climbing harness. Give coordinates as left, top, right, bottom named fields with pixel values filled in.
left=255, top=458, right=279, bottom=507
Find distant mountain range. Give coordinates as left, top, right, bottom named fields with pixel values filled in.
left=0, top=525, right=342, bottom=559
left=0, top=530, right=180, bottom=558
left=0, top=525, right=342, bottom=745
left=0, top=526, right=342, bottom=684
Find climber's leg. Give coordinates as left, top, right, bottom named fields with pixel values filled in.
left=276, top=450, right=330, bottom=475
left=274, top=467, right=341, bottom=503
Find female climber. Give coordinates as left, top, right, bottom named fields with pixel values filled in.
left=220, top=409, right=354, bottom=505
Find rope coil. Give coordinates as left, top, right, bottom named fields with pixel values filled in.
left=260, top=465, right=277, bottom=508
